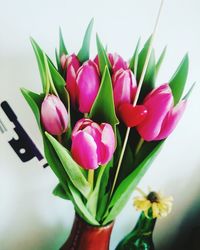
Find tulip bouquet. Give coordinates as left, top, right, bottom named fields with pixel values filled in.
left=21, top=19, right=193, bottom=229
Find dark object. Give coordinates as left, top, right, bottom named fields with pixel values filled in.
left=1, top=101, right=47, bottom=167
left=115, top=212, right=156, bottom=250
left=60, top=214, right=114, bottom=250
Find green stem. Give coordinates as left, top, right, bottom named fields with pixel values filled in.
left=88, top=169, right=94, bottom=190
left=135, top=138, right=144, bottom=155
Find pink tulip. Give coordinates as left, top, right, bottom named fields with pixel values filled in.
left=41, top=94, right=68, bottom=135
left=60, top=54, right=80, bottom=106
left=112, top=69, right=137, bottom=112
left=94, top=53, right=128, bottom=73
left=71, top=118, right=115, bottom=170
left=137, top=83, right=186, bottom=141
left=76, top=60, right=100, bottom=113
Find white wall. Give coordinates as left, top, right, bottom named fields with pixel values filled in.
left=0, top=0, right=200, bottom=249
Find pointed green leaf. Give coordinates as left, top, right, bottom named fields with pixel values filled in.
left=59, top=27, right=68, bottom=57
left=45, top=132, right=91, bottom=199
left=136, top=36, right=156, bottom=86
left=96, top=34, right=112, bottom=75
left=183, top=82, right=196, bottom=100
left=155, top=46, right=167, bottom=77
left=30, top=38, right=46, bottom=92
left=90, top=66, right=119, bottom=129
left=77, top=18, right=94, bottom=63
left=53, top=183, right=70, bottom=200
left=169, top=54, right=189, bottom=105
left=129, top=38, right=141, bottom=75
left=103, top=141, right=164, bottom=225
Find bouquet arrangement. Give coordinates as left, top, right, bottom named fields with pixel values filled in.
left=21, top=17, right=193, bottom=249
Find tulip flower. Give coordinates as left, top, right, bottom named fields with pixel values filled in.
left=137, top=83, right=187, bottom=141
left=71, top=118, right=115, bottom=170
left=76, top=60, right=100, bottom=113
left=112, top=69, right=137, bottom=112
left=41, top=94, right=68, bottom=135
left=94, top=53, right=128, bottom=73
left=60, top=53, right=80, bottom=106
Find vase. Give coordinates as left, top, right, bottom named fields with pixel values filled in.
left=115, top=212, right=156, bottom=250
left=60, top=214, right=114, bottom=250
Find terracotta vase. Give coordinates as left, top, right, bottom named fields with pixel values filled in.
left=60, top=214, right=114, bottom=250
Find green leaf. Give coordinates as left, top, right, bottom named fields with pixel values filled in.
left=96, top=34, right=112, bottom=75
left=53, top=183, right=70, bottom=200
left=59, top=27, right=68, bottom=57
left=20, top=89, right=73, bottom=195
left=136, top=36, right=156, bottom=100
left=129, top=38, right=141, bottom=75
left=183, top=82, right=196, bottom=100
left=155, top=46, right=167, bottom=77
left=90, top=66, right=119, bottom=129
left=77, top=18, right=94, bottom=63
left=30, top=38, right=46, bottom=92
left=103, top=141, right=164, bottom=225
left=67, top=182, right=99, bottom=225
left=86, top=166, right=106, bottom=217
left=20, top=88, right=43, bottom=130
left=169, top=54, right=189, bottom=105
left=45, top=132, right=91, bottom=199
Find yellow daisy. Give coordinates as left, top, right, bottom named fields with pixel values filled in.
left=133, top=188, right=173, bottom=219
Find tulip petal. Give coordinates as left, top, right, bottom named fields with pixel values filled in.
left=113, top=69, right=137, bottom=110
left=72, top=118, right=92, bottom=138
left=99, top=123, right=115, bottom=165
left=41, top=95, right=68, bottom=135
left=137, top=84, right=173, bottom=141
left=71, top=131, right=98, bottom=170
left=155, top=100, right=187, bottom=140
left=76, top=60, right=100, bottom=113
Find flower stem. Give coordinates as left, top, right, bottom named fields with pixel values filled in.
left=135, top=138, right=144, bottom=155
left=88, top=169, right=94, bottom=190
left=109, top=0, right=165, bottom=199
left=57, top=134, right=62, bottom=144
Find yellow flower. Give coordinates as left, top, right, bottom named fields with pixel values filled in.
left=133, top=188, right=173, bottom=219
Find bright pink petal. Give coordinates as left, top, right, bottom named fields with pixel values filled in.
left=72, top=118, right=92, bottom=138
left=109, top=53, right=128, bottom=72
left=99, top=123, right=116, bottom=165
left=76, top=60, right=100, bottom=113
left=71, top=131, right=98, bottom=170
left=137, top=85, right=173, bottom=141
left=113, top=69, right=137, bottom=110
left=41, top=95, right=68, bottom=135
left=155, top=100, right=187, bottom=140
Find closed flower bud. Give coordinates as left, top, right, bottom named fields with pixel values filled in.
left=41, top=95, right=68, bottom=135
left=71, top=118, right=115, bottom=170
left=112, top=69, right=137, bottom=112
left=76, top=60, right=100, bottom=113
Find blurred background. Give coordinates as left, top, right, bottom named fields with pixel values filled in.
left=0, top=0, right=200, bottom=249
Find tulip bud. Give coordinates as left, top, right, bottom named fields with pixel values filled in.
left=112, top=69, right=137, bottom=112
left=61, top=54, right=80, bottom=106
left=137, top=83, right=186, bottom=141
left=94, top=53, right=128, bottom=73
left=76, top=60, right=100, bottom=113
left=71, top=119, right=115, bottom=170
left=41, top=95, right=68, bottom=135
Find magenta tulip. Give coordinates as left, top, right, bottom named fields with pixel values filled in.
left=112, top=69, right=137, bottom=112
left=76, top=60, right=100, bottom=113
left=71, top=119, right=115, bottom=170
left=94, top=53, right=128, bottom=73
left=61, top=54, right=80, bottom=106
left=137, top=83, right=187, bottom=141
left=41, top=94, right=68, bottom=135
